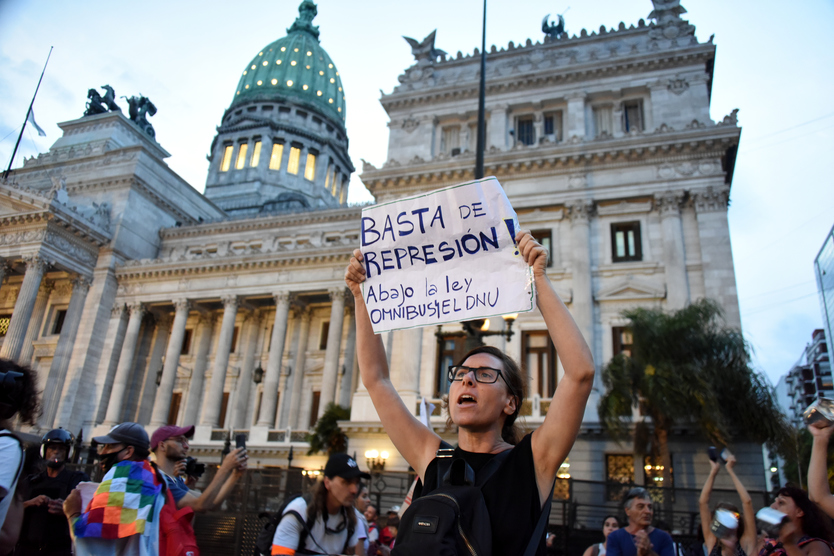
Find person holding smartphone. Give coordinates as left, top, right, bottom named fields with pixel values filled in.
left=150, top=425, right=248, bottom=511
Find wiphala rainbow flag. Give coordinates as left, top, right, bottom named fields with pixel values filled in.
left=73, top=460, right=163, bottom=539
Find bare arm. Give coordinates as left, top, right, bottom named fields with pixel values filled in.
left=807, top=424, right=834, bottom=518
left=699, top=460, right=720, bottom=553
left=346, top=250, right=441, bottom=480
left=179, top=448, right=247, bottom=511
left=522, top=231, right=595, bottom=505
left=724, top=454, right=757, bottom=556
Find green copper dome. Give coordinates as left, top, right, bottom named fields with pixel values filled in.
left=232, top=1, right=345, bottom=127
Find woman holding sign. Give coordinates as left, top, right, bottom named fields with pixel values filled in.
left=345, top=230, right=595, bottom=555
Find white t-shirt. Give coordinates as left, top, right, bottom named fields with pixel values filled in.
left=272, top=496, right=361, bottom=555
left=355, top=509, right=369, bottom=553
left=0, top=431, right=23, bottom=528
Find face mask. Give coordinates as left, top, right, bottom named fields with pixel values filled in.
left=97, top=448, right=126, bottom=473
left=46, top=458, right=64, bottom=469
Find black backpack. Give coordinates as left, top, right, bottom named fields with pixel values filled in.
left=393, top=447, right=552, bottom=556
left=254, top=493, right=356, bottom=556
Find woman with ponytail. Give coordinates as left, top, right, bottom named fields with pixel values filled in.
left=345, top=230, right=595, bottom=555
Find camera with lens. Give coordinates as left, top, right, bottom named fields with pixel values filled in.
left=184, top=456, right=206, bottom=479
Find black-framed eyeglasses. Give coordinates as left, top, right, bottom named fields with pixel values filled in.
left=448, top=365, right=507, bottom=386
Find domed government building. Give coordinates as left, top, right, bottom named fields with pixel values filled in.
left=0, top=0, right=764, bottom=528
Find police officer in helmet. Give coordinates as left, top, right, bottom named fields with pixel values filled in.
left=13, top=428, right=89, bottom=556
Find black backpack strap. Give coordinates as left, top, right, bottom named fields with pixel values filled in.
left=522, top=482, right=554, bottom=556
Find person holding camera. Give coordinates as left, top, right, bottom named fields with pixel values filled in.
left=14, top=429, right=90, bottom=556
left=150, top=425, right=248, bottom=512
left=699, top=450, right=757, bottom=556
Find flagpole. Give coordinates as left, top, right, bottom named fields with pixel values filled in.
left=4, top=46, right=53, bottom=181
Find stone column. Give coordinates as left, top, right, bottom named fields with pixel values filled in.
left=181, top=315, right=214, bottom=426
left=150, top=299, right=191, bottom=426
left=569, top=200, right=594, bottom=345
left=257, top=292, right=291, bottom=427
left=288, top=307, right=312, bottom=429
left=231, top=312, right=262, bottom=430
left=136, top=314, right=171, bottom=425
left=201, top=296, right=238, bottom=428
left=277, top=308, right=302, bottom=429
left=338, top=305, right=356, bottom=408
left=19, top=280, right=53, bottom=364
left=0, top=254, right=48, bottom=361
left=319, top=288, right=347, bottom=416
left=103, top=302, right=145, bottom=426
left=656, top=191, right=690, bottom=310
left=565, top=92, right=587, bottom=140
left=93, top=304, right=129, bottom=424
left=487, top=104, right=508, bottom=150
left=694, top=187, right=741, bottom=328
left=39, top=276, right=91, bottom=428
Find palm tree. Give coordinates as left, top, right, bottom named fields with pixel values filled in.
left=598, top=299, right=791, bottom=488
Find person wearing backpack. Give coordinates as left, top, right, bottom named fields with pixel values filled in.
left=344, top=230, right=595, bottom=556
left=271, top=453, right=368, bottom=555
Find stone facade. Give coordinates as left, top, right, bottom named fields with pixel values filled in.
left=0, top=0, right=763, bottom=500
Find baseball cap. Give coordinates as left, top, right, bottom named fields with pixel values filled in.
left=324, top=453, right=370, bottom=480
left=93, top=422, right=150, bottom=450
left=150, top=425, right=195, bottom=451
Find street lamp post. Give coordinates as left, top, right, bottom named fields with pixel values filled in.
left=365, top=449, right=389, bottom=509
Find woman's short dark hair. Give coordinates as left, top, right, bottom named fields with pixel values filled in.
left=714, top=502, right=744, bottom=539
left=444, top=345, right=526, bottom=445
left=602, top=515, right=620, bottom=528
left=777, top=486, right=834, bottom=541
left=0, top=358, right=41, bottom=426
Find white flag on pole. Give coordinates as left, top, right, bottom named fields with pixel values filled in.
left=27, top=110, right=46, bottom=137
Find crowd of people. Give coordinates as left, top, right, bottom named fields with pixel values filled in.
left=3, top=233, right=834, bottom=556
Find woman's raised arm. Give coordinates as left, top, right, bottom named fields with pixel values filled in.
left=346, top=249, right=441, bottom=480
left=699, top=459, right=720, bottom=553
left=725, top=454, right=757, bottom=555
left=521, top=231, right=596, bottom=505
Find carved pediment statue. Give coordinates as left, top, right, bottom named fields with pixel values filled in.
left=403, top=30, right=447, bottom=65
left=122, top=95, right=157, bottom=138
left=542, top=14, right=566, bottom=39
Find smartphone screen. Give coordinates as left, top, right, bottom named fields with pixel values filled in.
left=235, top=433, right=246, bottom=451
left=708, top=446, right=719, bottom=462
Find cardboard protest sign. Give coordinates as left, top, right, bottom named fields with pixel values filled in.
left=360, top=177, right=535, bottom=333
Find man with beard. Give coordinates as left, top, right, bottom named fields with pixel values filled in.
left=15, top=429, right=89, bottom=556
left=63, top=422, right=169, bottom=555
left=150, top=425, right=247, bottom=511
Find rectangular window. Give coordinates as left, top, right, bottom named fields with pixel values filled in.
left=441, top=126, right=460, bottom=154
left=611, top=222, right=642, bottom=262
left=309, top=391, right=321, bottom=428
left=319, top=321, right=330, bottom=350
left=167, top=392, right=182, bottom=425
left=230, top=326, right=239, bottom=353
left=531, top=229, right=553, bottom=268
left=612, top=326, right=634, bottom=358
left=523, top=330, right=557, bottom=397
left=287, top=146, right=301, bottom=175
left=52, top=309, right=68, bottom=335
left=304, top=153, right=316, bottom=180
left=250, top=141, right=262, bottom=167
left=253, top=390, right=263, bottom=426
left=436, top=335, right=467, bottom=396
left=181, top=329, right=193, bottom=356
left=0, top=315, right=10, bottom=337
left=339, top=182, right=347, bottom=204
left=218, top=392, right=230, bottom=429
left=623, top=100, right=644, bottom=132
left=269, top=143, right=284, bottom=170
left=235, top=143, right=248, bottom=170
left=544, top=111, right=563, bottom=142
left=332, top=173, right=340, bottom=196
left=324, top=164, right=333, bottom=189
left=516, top=116, right=535, bottom=146
left=593, top=106, right=614, bottom=137
left=220, top=145, right=234, bottom=172
left=606, top=454, right=634, bottom=501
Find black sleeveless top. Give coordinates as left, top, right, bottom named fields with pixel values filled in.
left=417, top=433, right=546, bottom=556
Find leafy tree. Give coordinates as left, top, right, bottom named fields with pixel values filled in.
left=598, top=299, right=791, bottom=488
left=781, top=427, right=834, bottom=491
left=307, top=403, right=351, bottom=456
